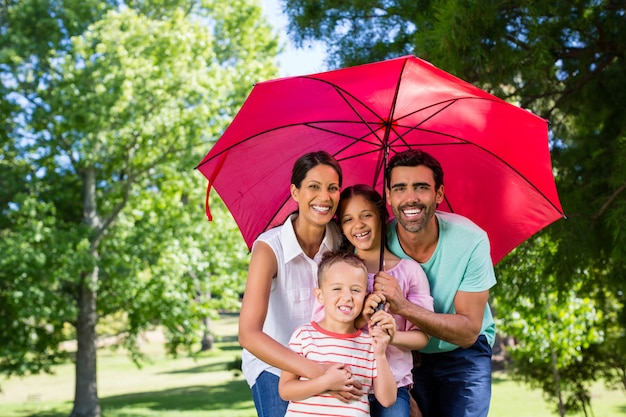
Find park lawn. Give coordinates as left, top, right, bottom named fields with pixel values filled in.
left=0, top=313, right=623, bottom=417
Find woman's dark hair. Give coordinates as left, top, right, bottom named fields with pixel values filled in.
left=291, top=151, right=343, bottom=188
left=385, top=149, right=444, bottom=190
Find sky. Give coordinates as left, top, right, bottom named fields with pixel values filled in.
left=259, top=0, right=328, bottom=77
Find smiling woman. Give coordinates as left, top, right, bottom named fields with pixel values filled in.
left=236, top=151, right=348, bottom=417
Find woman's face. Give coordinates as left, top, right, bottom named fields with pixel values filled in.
left=339, top=194, right=381, bottom=253
left=290, top=164, right=340, bottom=227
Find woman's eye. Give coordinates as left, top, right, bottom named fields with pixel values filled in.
left=329, top=185, right=339, bottom=192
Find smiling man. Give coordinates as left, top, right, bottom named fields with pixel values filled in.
left=373, top=149, right=497, bottom=417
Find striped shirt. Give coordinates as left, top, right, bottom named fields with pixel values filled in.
left=285, top=322, right=377, bottom=417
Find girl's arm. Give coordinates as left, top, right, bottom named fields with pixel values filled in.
left=390, top=329, right=430, bottom=351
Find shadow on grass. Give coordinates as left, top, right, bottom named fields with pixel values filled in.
left=215, top=335, right=238, bottom=343
left=16, top=408, right=69, bottom=417
left=101, top=379, right=252, bottom=412
left=160, top=361, right=232, bottom=374
left=217, top=343, right=242, bottom=351
left=492, top=374, right=509, bottom=385
left=17, top=380, right=252, bottom=417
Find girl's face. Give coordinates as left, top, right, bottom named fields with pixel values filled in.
left=290, top=164, right=340, bottom=227
left=339, top=194, right=381, bottom=253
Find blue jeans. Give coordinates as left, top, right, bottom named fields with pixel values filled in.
left=411, top=335, right=492, bottom=417
left=369, top=386, right=411, bottom=417
left=251, top=371, right=288, bottom=417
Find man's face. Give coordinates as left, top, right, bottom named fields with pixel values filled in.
left=386, top=165, right=443, bottom=233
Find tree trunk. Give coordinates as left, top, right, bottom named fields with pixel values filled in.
left=70, top=272, right=100, bottom=417
left=71, top=167, right=101, bottom=417
left=549, top=336, right=565, bottom=417
left=200, top=316, right=214, bottom=351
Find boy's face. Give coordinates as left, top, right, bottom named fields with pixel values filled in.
left=315, top=262, right=367, bottom=325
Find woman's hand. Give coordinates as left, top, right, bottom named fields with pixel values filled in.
left=318, top=362, right=365, bottom=402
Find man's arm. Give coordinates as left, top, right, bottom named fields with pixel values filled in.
left=372, top=272, right=488, bottom=348
left=394, top=289, right=488, bottom=348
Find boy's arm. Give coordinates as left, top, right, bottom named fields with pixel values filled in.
left=279, top=363, right=355, bottom=401
left=372, top=353, right=397, bottom=407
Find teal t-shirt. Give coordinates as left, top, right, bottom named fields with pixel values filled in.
left=386, top=212, right=497, bottom=353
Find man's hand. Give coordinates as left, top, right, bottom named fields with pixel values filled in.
left=374, top=270, right=409, bottom=313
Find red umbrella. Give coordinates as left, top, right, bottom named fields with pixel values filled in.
left=196, top=55, right=564, bottom=264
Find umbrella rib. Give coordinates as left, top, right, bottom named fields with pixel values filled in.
left=304, top=122, right=384, bottom=143
left=387, top=127, right=564, bottom=216
left=256, top=148, right=388, bottom=241
left=377, top=57, right=407, bottom=270
left=197, top=118, right=395, bottom=173
left=300, top=75, right=392, bottom=144
left=259, top=193, right=293, bottom=243
left=196, top=121, right=381, bottom=169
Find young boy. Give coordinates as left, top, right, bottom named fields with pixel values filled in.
left=279, top=250, right=397, bottom=416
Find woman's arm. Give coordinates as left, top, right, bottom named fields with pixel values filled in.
left=238, top=242, right=324, bottom=379
left=279, top=363, right=354, bottom=401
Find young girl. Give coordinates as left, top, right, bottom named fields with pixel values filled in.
left=279, top=250, right=397, bottom=416
left=238, top=151, right=362, bottom=416
left=338, top=184, right=434, bottom=417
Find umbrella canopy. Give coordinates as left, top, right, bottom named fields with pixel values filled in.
left=197, top=55, right=565, bottom=264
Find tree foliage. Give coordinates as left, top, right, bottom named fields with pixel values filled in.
left=281, top=0, right=626, bottom=413
left=1, top=0, right=278, bottom=416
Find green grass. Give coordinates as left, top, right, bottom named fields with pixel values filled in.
left=1, top=313, right=624, bottom=417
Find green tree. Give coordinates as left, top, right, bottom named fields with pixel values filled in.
left=281, top=0, right=626, bottom=412
left=0, top=1, right=278, bottom=416
left=493, top=238, right=620, bottom=416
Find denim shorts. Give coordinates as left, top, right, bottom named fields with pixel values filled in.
left=411, top=335, right=492, bottom=417
left=251, top=371, right=288, bottom=417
